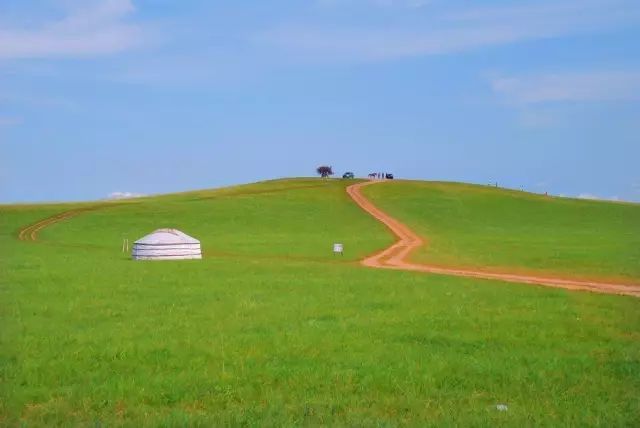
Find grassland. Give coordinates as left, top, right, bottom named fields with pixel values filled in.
left=363, top=181, right=640, bottom=283
left=1, top=178, right=639, bottom=426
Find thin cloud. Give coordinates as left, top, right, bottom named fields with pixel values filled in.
left=0, top=116, right=22, bottom=127
left=445, top=0, right=617, bottom=22
left=107, top=191, right=146, bottom=200
left=317, top=0, right=429, bottom=7
left=0, top=91, right=78, bottom=110
left=0, top=0, right=149, bottom=59
left=577, top=193, right=622, bottom=201
left=257, top=0, right=640, bottom=62
left=517, top=110, right=558, bottom=128
left=491, top=71, right=640, bottom=104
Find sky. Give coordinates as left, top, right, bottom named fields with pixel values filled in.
left=1, top=0, right=639, bottom=203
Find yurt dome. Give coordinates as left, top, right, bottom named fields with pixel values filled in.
left=132, top=228, right=202, bottom=260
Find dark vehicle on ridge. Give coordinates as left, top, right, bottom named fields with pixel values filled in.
left=342, top=172, right=355, bottom=179
left=385, top=173, right=394, bottom=179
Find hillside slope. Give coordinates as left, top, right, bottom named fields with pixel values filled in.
left=3, top=179, right=392, bottom=262
left=363, top=181, right=640, bottom=283
left=1, top=178, right=639, bottom=426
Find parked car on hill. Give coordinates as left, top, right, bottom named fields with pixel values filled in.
left=342, top=172, right=355, bottom=179
left=385, top=173, right=394, bottom=179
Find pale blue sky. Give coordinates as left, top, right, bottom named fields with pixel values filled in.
left=1, top=0, right=639, bottom=202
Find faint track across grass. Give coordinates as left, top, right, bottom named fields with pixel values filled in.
left=15, top=182, right=333, bottom=243
left=17, top=205, right=116, bottom=242
left=348, top=181, right=640, bottom=298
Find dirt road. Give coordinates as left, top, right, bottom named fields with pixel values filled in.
left=347, top=181, right=640, bottom=298
left=18, top=205, right=114, bottom=242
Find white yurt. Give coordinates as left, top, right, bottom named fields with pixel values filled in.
left=132, top=228, right=202, bottom=260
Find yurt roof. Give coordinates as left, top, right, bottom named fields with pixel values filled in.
left=134, top=228, right=200, bottom=245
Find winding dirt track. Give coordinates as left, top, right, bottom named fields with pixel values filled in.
left=18, top=205, right=114, bottom=242
left=347, top=181, right=640, bottom=298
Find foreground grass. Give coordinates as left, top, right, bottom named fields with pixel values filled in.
left=1, top=179, right=639, bottom=426
left=363, top=181, right=640, bottom=283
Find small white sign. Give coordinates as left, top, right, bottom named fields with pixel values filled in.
left=333, top=243, right=344, bottom=254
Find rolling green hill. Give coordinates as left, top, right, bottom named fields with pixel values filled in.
left=1, top=178, right=639, bottom=426
left=363, top=180, right=640, bottom=283
left=18, top=178, right=392, bottom=262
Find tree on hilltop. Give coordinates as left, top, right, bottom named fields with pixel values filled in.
left=316, top=166, right=334, bottom=178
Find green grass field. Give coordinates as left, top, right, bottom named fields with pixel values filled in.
left=363, top=181, right=640, bottom=283
left=1, top=178, right=639, bottom=426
